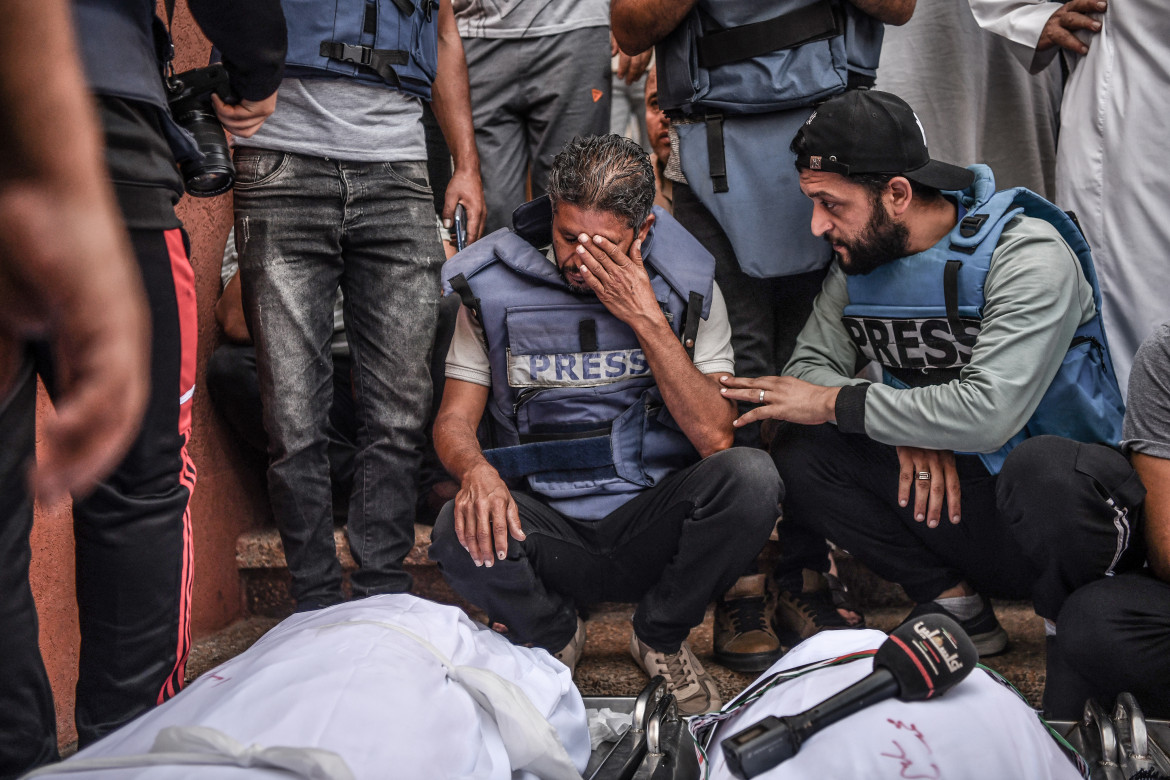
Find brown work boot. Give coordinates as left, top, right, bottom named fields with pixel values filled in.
left=771, top=568, right=863, bottom=647
left=629, top=633, right=722, bottom=715
left=713, top=574, right=784, bottom=673
left=552, top=617, right=587, bottom=676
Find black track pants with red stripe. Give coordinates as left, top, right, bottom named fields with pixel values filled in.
left=0, top=226, right=197, bottom=777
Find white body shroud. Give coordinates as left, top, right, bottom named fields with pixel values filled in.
left=31, top=595, right=590, bottom=780
left=705, top=629, right=1081, bottom=780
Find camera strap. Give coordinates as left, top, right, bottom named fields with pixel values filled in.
left=159, top=0, right=177, bottom=76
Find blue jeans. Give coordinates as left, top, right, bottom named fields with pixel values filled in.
left=234, top=149, right=443, bottom=606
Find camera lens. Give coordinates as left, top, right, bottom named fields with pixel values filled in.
left=174, top=105, right=235, bottom=197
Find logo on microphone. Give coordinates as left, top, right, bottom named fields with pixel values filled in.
left=913, top=620, right=965, bottom=674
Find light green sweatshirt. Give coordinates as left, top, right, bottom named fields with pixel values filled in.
left=784, top=215, right=1096, bottom=453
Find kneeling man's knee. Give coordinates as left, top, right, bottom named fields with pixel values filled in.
left=428, top=500, right=463, bottom=566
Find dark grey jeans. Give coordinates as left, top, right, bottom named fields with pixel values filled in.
left=234, top=149, right=444, bottom=606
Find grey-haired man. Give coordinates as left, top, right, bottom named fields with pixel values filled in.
left=429, top=134, right=782, bottom=714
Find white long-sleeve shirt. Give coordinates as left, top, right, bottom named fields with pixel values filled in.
left=968, top=0, right=1170, bottom=396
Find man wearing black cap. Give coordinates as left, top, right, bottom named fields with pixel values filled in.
left=720, top=89, right=1126, bottom=660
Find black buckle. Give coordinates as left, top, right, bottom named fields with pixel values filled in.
left=958, top=214, right=988, bottom=238
left=322, top=42, right=372, bottom=66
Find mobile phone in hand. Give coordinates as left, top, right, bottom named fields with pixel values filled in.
left=454, top=203, right=468, bottom=252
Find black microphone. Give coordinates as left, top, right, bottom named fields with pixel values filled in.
left=721, top=614, right=978, bottom=779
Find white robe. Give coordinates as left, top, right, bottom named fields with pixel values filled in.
left=703, top=630, right=1081, bottom=780
left=28, top=596, right=590, bottom=780
left=875, top=0, right=1062, bottom=199
left=969, top=0, right=1170, bottom=396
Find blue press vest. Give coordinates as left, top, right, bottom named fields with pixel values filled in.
left=71, top=0, right=201, bottom=161
left=656, top=0, right=884, bottom=117
left=843, top=165, right=1126, bottom=473
left=441, top=200, right=717, bottom=519
left=281, top=0, right=438, bottom=101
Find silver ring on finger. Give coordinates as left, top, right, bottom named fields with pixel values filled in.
left=917, top=471, right=932, bottom=481
left=758, top=389, right=766, bottom=404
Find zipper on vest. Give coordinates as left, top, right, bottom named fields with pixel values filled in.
left=513, top=386, right=548, bottom=413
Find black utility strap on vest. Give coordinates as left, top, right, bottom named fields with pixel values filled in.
left=448, top=273, right=487, bottom=352
left=696, top=0, right=843, bottom=69
left=320, top=42, right=408, bottom=87
left=706, top=114, right=728, bottom=194
left=579, top=319, right=599, bottom=353
left=943, top=260, right=978, bottom=348
left=681, top=292, right=704, bottom=360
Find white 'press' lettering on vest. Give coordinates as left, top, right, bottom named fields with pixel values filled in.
left=507, top=348, right=650, bottom=388
left=842, top=317, right=981, bottom=369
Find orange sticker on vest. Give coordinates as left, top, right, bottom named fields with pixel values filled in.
left=591, top=88, right=603, bottom=103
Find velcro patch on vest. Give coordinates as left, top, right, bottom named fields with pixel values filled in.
left=507, top=348, right=650, bottom=388
left=843, top=316, right=981, bottom=369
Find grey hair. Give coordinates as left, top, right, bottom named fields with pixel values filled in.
left=546, top=134, right=656, bottom=229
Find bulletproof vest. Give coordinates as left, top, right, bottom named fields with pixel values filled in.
left=655, top=0, right=884, bottom=118
left=441, top=198, right=716, bottom=519
left=843, top=165, right=1126, bottom=473
left=282, top=0, right=439, bottom=101
left=71, top=0, right=200, bottom=161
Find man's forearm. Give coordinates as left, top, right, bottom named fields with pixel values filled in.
left=0, top=0, right=105, bottom=192
left=431, top=3, right=480, bottom=176
left=635, top=316, right=736, bottom=456
left=848, top=0, right=915, bottom=26
left=1135, top=453, right=1170, bottom=582
left=611, top=0, right=697, bottom=55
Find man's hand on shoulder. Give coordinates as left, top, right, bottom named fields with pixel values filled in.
left=896, top=446, right=961, bottom=528
left=1038, top=0, right=1105, bottom=55
left=719, top=375, right=840, bottom=428
left=453, top=463, right=525, bottom=567
left=213, top=92, right=278, bottom=138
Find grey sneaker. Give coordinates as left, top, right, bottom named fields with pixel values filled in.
left=552, top=617, right=587, bottom=675
left=629, top=633, right=722, bottom=715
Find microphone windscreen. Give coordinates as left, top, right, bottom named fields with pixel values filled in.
left=873, top=613, right=978, bottom=701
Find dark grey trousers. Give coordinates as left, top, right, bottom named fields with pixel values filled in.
left=463, top=26, right=612, bottom=234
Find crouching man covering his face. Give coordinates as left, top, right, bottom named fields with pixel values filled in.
left=720, top=90, right=1126, bottom=663
left=429, top=134, right=781, bottom=715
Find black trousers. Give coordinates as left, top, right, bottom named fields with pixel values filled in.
left=995, top=435, right=1151, bottom=717
left=673, top=183, right=829, bottom=449
left=772, top=427, right=1138, bottom=622
left=429, top=448, right=781, bottom=652
left=0, top=227, right=197, bottom=778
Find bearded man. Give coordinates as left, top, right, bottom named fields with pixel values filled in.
left=720, top=90, right=1125, bottom=660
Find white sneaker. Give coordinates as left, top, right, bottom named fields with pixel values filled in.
left=629, top=633, right=722, bottom=715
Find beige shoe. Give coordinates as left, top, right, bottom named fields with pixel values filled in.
left=629, top=633, right=722, bottom=715
left=552, top=617, right=587, bottom=675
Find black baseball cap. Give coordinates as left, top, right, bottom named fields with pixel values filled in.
left=792, top=90, right=975, bottom=191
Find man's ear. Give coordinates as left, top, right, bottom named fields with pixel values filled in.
left=887, top=177, right=913, bottom=217
left=637, top=211, right=656, bottom=243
